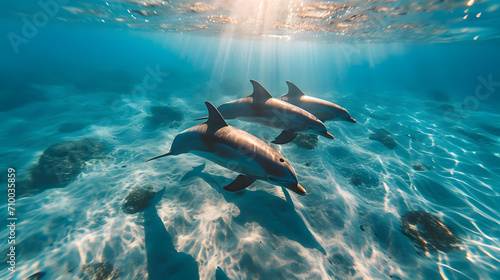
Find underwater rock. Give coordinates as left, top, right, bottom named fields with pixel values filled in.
left=25, top=271, right=45, bottom=280
left=343, top=169, right=379, bottom=188
left=80, top=261, right=120, bottom=280
left=146, top=105, right=184, bottom=128
left=27, top=138, right=107, bottom=194
left=411, top=162, right=431, bottom=171
left=369, top=128, right=397, bottom=149
left=122, top=186, right=157, bottom=214
left=58, top=122, right=90, bottom=133
left=350, top=175, right=363, bottom=186
left=401, top=211, right=461, bottom=254
left=341, top=168, right=383, bottom=202
left=293, top=133, right=319, bottom=149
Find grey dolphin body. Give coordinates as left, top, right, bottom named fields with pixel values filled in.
left=198, top=80, right=334, bottom=144
left=278, top=81, right=356, bottom=123
left=146, top=102, right=306, bottom=196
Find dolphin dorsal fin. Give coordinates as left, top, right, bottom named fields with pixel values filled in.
left=205, top=102, right=228, bottom=131
left=285, top=81, right=305, bottom=98
left=249, top=80, right=273, bottom=105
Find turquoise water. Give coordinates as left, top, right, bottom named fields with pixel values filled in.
left=1, top=1, right=500, bottom=279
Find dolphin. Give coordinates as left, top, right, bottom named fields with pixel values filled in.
left=146, top=102, right=306, bottom=196
left=196, top=80, right=334, bottom=144
left=278, top=81, right=357, bottom=123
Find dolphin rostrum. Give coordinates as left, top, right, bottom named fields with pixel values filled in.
left=196, top=80, right=334, bottom=144
left=146, top=102, right=306, bottom=196
left=278, top=81, right=356, bottom=123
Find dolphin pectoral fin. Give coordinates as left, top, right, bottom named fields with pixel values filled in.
left=223, top=174, right=256, bottom=192
left=194, top=116, right=208, bottom=121
left=272, top=130, right=298, bottom=144
left=145, top=152, right=173, bottom=162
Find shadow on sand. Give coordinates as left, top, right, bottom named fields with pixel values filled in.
left=143, top=188, right=200, bottom=280
left=181, top=164, right=326, bottom=255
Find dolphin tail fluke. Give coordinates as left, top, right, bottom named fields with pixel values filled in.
left=223, top=174, right=256, bottom=192
left=194, top=116, right=208, bottom=121
left=145, top=152, right=173, bottom=162
left=272, top=130, right=298, bottom=145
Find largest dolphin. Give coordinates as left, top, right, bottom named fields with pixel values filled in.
left=278, top=81, right=356, bottom=123
left=146, top=102, right=306, bottom=196
left=197, top=80, right=334, bottom=144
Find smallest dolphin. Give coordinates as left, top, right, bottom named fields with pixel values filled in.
left=278, top=81, right=356, bottom=123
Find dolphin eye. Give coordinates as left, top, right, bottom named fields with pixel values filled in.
left=279, top=158, right=285, bottom=162
left=306, top=125, right=313, bottom=130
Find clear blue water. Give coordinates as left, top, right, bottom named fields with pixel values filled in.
left=1, top=1, right=500, bottom=279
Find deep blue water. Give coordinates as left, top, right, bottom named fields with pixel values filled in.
left=1, top=1, right=500, bottom=279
